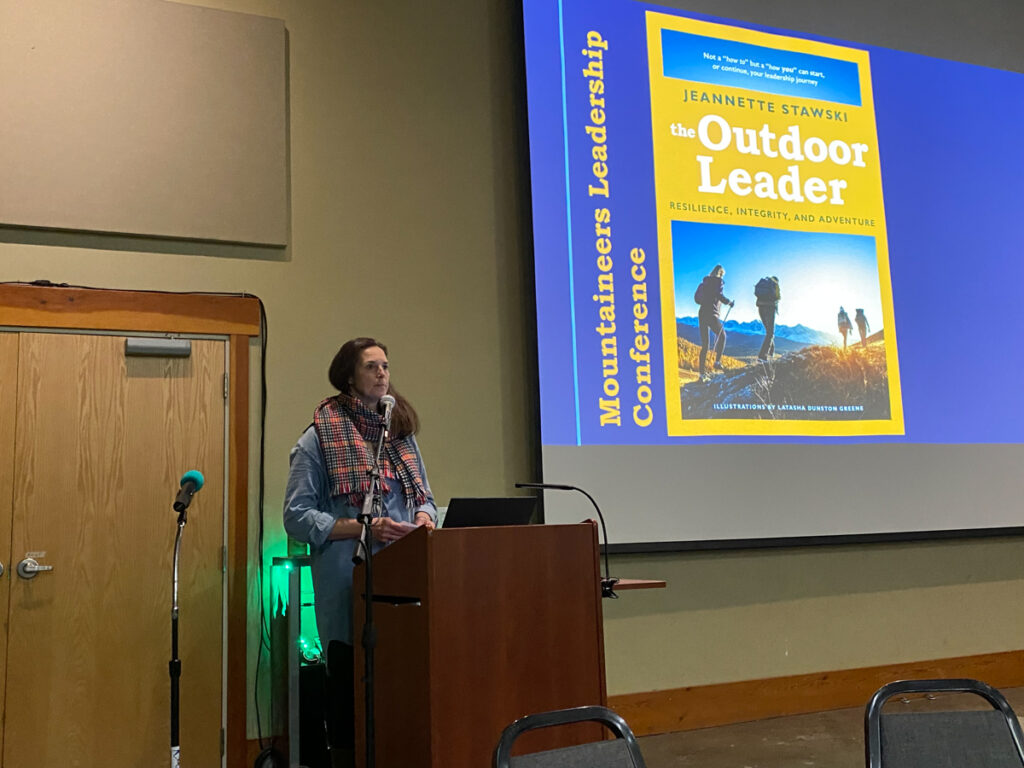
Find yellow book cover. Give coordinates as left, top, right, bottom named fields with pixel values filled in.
left=647, top=13, right=904, bottom=436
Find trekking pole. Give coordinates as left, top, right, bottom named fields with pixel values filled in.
left=723, top=303, right=733, bottom=322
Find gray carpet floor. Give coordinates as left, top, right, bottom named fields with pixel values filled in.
left=637, top=687, right=1024, bottom=767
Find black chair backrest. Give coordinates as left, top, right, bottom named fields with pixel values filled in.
left=865, top=678, right=1024, bottom=768
left=493, top=705, right=647, bottom=768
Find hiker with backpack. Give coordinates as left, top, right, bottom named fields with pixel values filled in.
left=694, top=264, right=734, bottom=381
left=754, top=276, right=780, bottom=362
left=837, top=306, right=853, bottom=350
left=855, top=308, right=870, bottom=348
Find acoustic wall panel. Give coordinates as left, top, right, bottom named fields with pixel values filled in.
left=0, top=0, right=288, bottom=247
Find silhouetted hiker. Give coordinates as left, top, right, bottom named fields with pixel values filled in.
left=837, top=306, right=853, bottom=350
left=855, top=308, right=870, bottom=348
left=694, top=264, right=734, bottom=380
left=754, top=276, right=780, bottom=362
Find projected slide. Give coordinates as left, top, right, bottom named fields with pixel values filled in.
left=524, top=0, right=1024, bottom=447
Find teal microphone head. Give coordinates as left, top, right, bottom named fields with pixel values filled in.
left=174, top=470, right=205, bottom=512
left=180, top=470, right=205, bottom=490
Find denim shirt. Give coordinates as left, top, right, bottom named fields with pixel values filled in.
left=283, top=426, right=437, bottom=646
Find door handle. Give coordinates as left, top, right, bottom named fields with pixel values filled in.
left=16, top=557, right=53, bottom=580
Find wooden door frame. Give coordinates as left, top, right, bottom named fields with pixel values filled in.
left=0, top=283, right=259, bottom=768
left=0, top=334, right=18, bottom=764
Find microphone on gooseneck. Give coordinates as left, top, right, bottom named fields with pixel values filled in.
left=378, top=394, right=396, bottom=429
left=173, top=470, right=205, bottom=512
left=515, top=481, right=619, bottom=598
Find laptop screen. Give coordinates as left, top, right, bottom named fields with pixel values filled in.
left=440, top=497, right=536, bottom=529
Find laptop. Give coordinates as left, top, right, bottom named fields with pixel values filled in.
left=440, top=497, right=536, bottom=529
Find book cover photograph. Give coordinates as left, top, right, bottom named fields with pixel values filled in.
left=647, top=13, right=904, bottom=436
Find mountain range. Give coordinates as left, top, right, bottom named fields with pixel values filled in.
left=677, top=316, right=835, bottom=346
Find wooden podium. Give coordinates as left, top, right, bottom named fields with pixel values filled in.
left=353, top=523, right=607, bottom=767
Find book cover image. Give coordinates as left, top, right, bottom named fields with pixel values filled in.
left=647, top=12, right=904, bottom=436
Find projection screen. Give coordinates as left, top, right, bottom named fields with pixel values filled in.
left=521, top=0, right=1024, bottom=547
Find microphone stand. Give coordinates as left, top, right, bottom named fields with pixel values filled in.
left=515, top=482, right=619, bottom=598
left=352, top=418, right=389, bottom=768
left=170, top=504, right=188, bottom=768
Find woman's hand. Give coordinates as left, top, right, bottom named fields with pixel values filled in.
left=414, top=511, right=435, bottom=530
left=371, top=516, right=412, bottom=542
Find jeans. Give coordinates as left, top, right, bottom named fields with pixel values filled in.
left=758, top=304, right=776, bottom=359
left=699, top=311, right=725, bottom=375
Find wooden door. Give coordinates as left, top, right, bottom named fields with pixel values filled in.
left=3, top=332, right=226, bottom=768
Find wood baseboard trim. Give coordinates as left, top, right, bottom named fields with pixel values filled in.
left=608, top=650, right=1024, bottom=736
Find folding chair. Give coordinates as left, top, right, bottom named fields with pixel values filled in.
left=493, top=705, right=647, bottom=768
left=865, top=678, right=1024, bottom=768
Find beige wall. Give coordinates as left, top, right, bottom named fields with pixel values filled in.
left=604, top=539, right=1024, bottom=694
left=2, top=0, right=1022, bottom=738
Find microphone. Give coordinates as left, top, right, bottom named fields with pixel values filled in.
left=174, top=470, right=205, bottom=512
left=378, top=394, right=396, bottom=428
left=515, top=482, right=619, bottom=598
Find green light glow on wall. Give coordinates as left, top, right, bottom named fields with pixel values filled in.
left=272, top=557, right=323, bottom=661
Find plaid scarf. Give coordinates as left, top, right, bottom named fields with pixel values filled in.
left=313, top=393, right=428, bottom=512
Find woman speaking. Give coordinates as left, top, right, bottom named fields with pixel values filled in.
left=283, top=337, right=437, bottom=764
